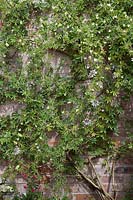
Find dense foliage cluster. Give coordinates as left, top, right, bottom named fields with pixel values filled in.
left=0, top=0, right=132, bottom=197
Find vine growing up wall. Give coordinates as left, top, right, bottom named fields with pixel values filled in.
left=0, top=0, right=133, bottom=199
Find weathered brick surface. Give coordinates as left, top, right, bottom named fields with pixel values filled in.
left=15, top=178, right=27, bottom=194
left=117, top=157, right=133, bottom=165
left=0, top=165, right=7, bottom=175
left=73, top=194, right=95, bottom=200
left=115, top=166, right=133, bottom=174
left=0, top=102, right=26, bottom=117
left=69, top=92, right=133, bottom=200
left=0, top=40, right=133, bottom=199
left=101, top=174, right=132, bottom=183
left=67, top=176, right=93, bottom=194
left=44, top=49, right=71, bottom=77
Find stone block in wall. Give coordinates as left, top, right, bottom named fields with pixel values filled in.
left=0, top=102, right=26, bottom=117
left=43, top=50, right=71, bottom=77
left=0, top=165, right=7, bottom=175
left=15, top=178, right=27, bottom=195
left=20, top=52, right=29, bottom=77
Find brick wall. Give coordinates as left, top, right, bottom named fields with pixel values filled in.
left=0, top=63, right=133, bottom=200
left=0, top=17, right=133, bottom=199
left=70, top=96, right=133, bottom=200
left=69, top=157, right=133, bottom=200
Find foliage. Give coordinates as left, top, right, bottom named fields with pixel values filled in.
left=12, top=194, right=69, bottom=200
left=12, top=194, right=68, bottom=200
left=13, top=192, right=44, bottom=200
left=13, top=192, right=69, bottom=200
left=0, top=0, right=132, bottom=197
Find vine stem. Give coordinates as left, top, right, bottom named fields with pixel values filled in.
left=67, top=154, right=115, bottom=200
left=88, top=156, right=115, bottom=200
left=112, top=159, right=117, bottom=200
left=75, top=165, right=115, bottom=200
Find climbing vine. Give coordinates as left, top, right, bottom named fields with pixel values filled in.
left=0, top=0, right=133, bottom=199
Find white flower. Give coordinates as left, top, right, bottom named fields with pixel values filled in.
left=5, top=42, right=9, bottom=47
left=96, top=14, right=98, bottom=17
left=94, top=58, right=98, bottom=62
left=113, top=16, right=117, bottom=19
left=91, top=100, right=99, bottom=107
left=83, top=119, right=92, bottom=125
left=14, top=146, right=21, bottom=155
left=89, top=69, right=97, bottom=78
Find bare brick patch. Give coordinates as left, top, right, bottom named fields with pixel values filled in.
left=0, top=102, right=26, bottom=117
left=73, top=194, right=95, bottom=200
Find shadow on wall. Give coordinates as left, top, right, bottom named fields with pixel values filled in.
left=122, top=175, right=133, bottom=200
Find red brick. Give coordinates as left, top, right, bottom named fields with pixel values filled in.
left=101, top=176, right=110, bottom=183
left=75, top=194, right=95, bottom=200
left=117, top=157, right=133, bottom=165
left=115, top=192, right=128, bottom=199
left=102, top=184, right=109, bottom=191
left=115, top=166, right=133, bottom=174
